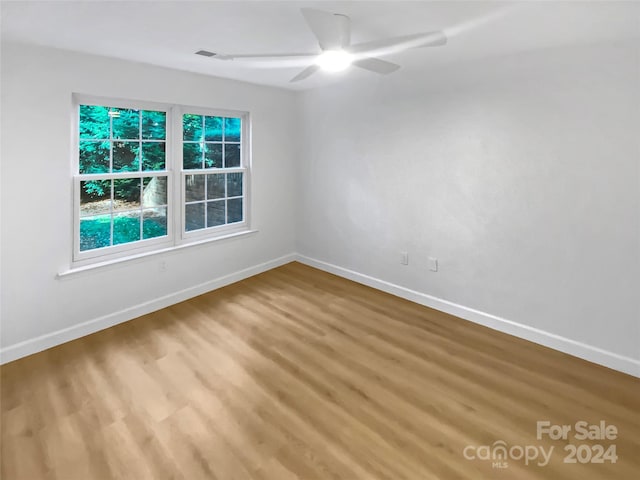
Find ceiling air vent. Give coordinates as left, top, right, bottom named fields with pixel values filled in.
left=195, top=50, right=216, bottom=57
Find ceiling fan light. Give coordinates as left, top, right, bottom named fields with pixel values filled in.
left=316, top=50, right=353, bottom=72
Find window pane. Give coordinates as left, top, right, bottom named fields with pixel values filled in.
left=224, top=144, right=240, bottom=168
left=143, top=177, right=167, bottom=207
left=224, top=117, right=241, bottom=142
left=113, top=141, right=139, bottom=172
left=183, top=114, right=203, bottom=141
left=80, top=180, right=111, bottom=217
left=227, top=198, right=243, bottom=223
left=185, top=203, right=205, bottom=231
left=80, top=215, right=111, bottom=251
left=79, top=141, right=110, bottom=174
left=143, top=207, right=167, bottom=239
left=206, top=174, right=225, bottom=199
left=183, top=143, right=203, bottom=169
left=207, top=200, right=225, bottom=227
left=114, top=178, right=141, bottom=212
left=141, top=142, right=165, bottom=171
left=205, top=116, right=223, bottom=141
left=227, top=172, right=243, bottom=197
left=204, top=144, right=222, bottom=168
left=113, top=212, right=141, bottom=245
left=185, top=175, right=205, bottom=202
left=141, top=110, right=166, bottom=140
left=80, top=105, right=110, bottom=139
left=112, top=108, right=140, bottom=139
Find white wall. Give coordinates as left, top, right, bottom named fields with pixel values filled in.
left=296, top=41, right=640, bottom=368
left=0, top=42, right=297, bottom=355
left=2, top=39, right=639, bottom=375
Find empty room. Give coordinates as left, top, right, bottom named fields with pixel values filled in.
left=1, top=1, right=639, bottom=479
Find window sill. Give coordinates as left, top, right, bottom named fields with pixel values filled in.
left=57, top=229, right=258, bottom=279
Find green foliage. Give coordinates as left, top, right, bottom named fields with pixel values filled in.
left=183, top=114, right=203, bottom=141
left=142, top=110, right=166, bottom=139
left=79, top=104, right=166, bottom=202
left=80, top=105, right=110, bottom=139
left=114, top=178, right=140, bottom=203
left=113, top=141, right=139, bottom=172
left=79, top=141, right=110, bottom=174
left=142, top=142, right=165, bottom=170
left=81, top=179, right=110, bottom=200
left=183, top=142, right=203, bottom=169
left=182, top=114, right=240, bottom=169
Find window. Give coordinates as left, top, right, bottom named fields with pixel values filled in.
left=182, top=113, right=245, bottom=234
left=74, top=96, right=249, bottom=266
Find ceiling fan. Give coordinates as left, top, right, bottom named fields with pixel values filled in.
left=196, top=8, right=447, bottom=82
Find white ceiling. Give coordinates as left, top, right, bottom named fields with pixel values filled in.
left=2, top=1, right=639, bottom=91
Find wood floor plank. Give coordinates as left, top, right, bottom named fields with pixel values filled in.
left=2, top=262, right=639, bottom=479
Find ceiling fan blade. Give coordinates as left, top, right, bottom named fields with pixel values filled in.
left=290, top=64, right=320, bottom=82
left=214, top=52, right=317, bottom=60
left=353, top=57, right=401, bottom=75
left=349, top=31, right=447, bottom=57
left=301, top=8, right=350, bottom=50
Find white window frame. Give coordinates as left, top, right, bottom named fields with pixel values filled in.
left=71, top=94, right=251, bottom=268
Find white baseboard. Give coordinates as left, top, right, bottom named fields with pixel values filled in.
left=4, top=252, right=638, bottom=378
left=0, top=253, right=296, bottom=365
left=295, top=254, right=640, bottom=378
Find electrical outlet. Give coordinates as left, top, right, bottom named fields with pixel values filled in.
left=400, top=251, right=409, bottom=265
left=428, top=257, right=438, bottom=272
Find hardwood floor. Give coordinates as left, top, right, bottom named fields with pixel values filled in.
left=1, top=262, right=639, bottom=480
